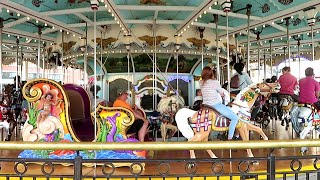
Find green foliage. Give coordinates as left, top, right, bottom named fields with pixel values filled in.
left=28, top=102, right=39, bottom=128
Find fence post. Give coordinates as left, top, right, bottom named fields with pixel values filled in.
left=267, top=155, right=275, bottom=180
left=74, top=152, right=82, bottom=180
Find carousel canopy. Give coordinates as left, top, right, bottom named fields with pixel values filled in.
left=0, top=0, right=319, bottom=73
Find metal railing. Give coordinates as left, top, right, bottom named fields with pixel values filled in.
left=0, top=140, right=320, bottom=180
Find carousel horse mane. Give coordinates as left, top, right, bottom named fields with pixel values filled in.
left=157, top=95, right=185, bottom=114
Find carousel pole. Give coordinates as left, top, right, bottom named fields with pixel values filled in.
left=84, top=23, right=88, bottom=89
left=283, top=47, right=286, bottom=66
left=269, top=40, right=272, bottom=76
left=15, top=37, right=19, bottom=91
left=37, top=26, right=42, bottom=78
left=311, top=25, right=315, bottom=61
left=246, top=4, right=252, bottom=73
left=61, top=30, right=64, bottom=83
left=223, top=1, right=231, bottom=95
left=285, top=18, right=291, bottom=67
left=42, top=43, right=46, bottom=78
left=198, top=27, right=205, bottom=69
left=297, top=39, right=301, bottom=80
left=263, top=48, right=266, bottom=82
left=257, top=42, right=260, bottom=82
left=153, top=24, right=156, bottom=109
left=0, top=18, right=3, bottom=91
left=20, top=46, right=23, bottom=80
left=214, top=14, right=220, bottom=82
left=235, top=34, right=238, bottom=63
left=92, top=3, right=98, bottom=159
left=100, top=31, right=104, bottom=99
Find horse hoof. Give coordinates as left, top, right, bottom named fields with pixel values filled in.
left=251, top=160, right=259, bottom=165
left=281, top=121, right=284, bottom=126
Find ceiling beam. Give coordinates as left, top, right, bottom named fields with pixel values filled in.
left=176, top=0, right=216, bottom=34
left=218, top=1, right=320, bottom=38
left=74, top=13, right=105, bottom=32
left=207, top=9, right=262, bottom=21
left=105, top=0, right=130, bottom=34
left=0, top=0, right=84, bottom=35
left=239, top=24, right=320, bottom=43
left=116, top=5, right=197, bottom=12
left=3, top=17, right=29, bottom=28
left=193, top=22, right=235, bottom=31
left=42, top=5, right=197, bottom=17
left=3, top=28, right=55, bottom=42
left=68, top=19, right=184, bottom=27
left=270, top=23, right=286, bottom=32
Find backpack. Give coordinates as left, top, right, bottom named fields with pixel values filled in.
left=230, top=75, right=240, bottom=89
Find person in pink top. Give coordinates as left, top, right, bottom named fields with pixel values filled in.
left=278, top=66, right=298, bottom=101
left=299, top=67, right=320, bottom=109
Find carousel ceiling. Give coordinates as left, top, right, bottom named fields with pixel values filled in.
left=0, top=0, right=319, bottom=73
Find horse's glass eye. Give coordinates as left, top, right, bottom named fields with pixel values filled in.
left=255, top=89, right=260, bottom=93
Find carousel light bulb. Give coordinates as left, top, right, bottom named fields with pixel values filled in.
left=209, top=6, right=212, bottom=9
left=45, top=23, right=47, bottom=26
left=195, top=18, right=198, bottom=22
left=67, top=31, right=69, bottom=34
left=184, top=28, right=186, bottom=31
left=6, top=9, right=9, bottom=13
left=104, top=4, right=108, bottom=8
left=204, top=11, right=207, bottom=14
left=60, top=29, right=62, bottom=32
left=281, top=19, right=283, bottom=22
left=187, top=25, right=190, bottom=28
left=73, top=34, right=75, bottom=37
left=52, top=26, right=55, bottom=29
left=191, top=22, right=194, bottom=25
left=108, top=9, right=111, bottom=12
left=272, top=22, right=274, bottom=24
left=263, top=24, right=265, bottom=28
left=291, top=16, right=294, bottom=19
left=7, top=34, right=10, bottom=37
left=199, top=15, right=202, bottom=18
left=214, top=1, right=218, bottom=5
left=27, top=17, right=30, bottom=20
left=111, top=13, right=114, bottom=17
left=114, top=17, right=117, bottom=20
left=17, top=13, right=20, bottom=17
left=36, top=20, right=39, bottom=23
left=117, top=21, right=119, bottom=24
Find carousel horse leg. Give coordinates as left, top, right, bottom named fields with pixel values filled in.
left=203, top=136, right=217, bottom=158
left=246, top=123, right=268, bottom=140
left=238, top=125, right=259, bottom=164
left=300, top=121, right=314, bottom=154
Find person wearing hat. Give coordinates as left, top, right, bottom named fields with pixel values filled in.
left=299, top=67, right=320, bottom=109
left=113, top=89, right=149, bottom=142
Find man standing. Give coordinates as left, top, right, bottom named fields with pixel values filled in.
left=278, top=66, right=298, bottom=101
left=299, top=67, right=320, bottom=109
left=113, top=89, right=149, bottom=142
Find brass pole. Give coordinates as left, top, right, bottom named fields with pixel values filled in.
left=1, top=139, right=320, bottom=151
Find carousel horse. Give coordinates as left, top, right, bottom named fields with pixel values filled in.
left=291, top=102, right=320, bottom=154
left=157, top=95, right=185, bottom=141
left=174, top=83, right=277, bottom=162
left=278, top=95, right=295, bottom=131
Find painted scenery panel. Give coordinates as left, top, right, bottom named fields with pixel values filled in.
left=105, top=55, right=134, bottom=73
left=167, top=55, right=199, bottom=73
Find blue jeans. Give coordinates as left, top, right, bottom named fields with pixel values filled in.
left=210, top=103, right=239, bottom=139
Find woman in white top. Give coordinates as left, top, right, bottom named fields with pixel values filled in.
left=200, top=67, right=239, bottom=140
left=230, top=62, right=253, bottom=94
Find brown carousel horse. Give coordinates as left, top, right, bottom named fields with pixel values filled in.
left=175, top=83, right=277, bottom=162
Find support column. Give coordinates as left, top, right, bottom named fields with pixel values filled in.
left=257, top=42, right=260, bottom=82
left=311, top=25, right=315, bottom=61
left=263, top=48, right=266, bottom=81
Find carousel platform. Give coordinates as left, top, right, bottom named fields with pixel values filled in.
left=0, top=120, right=319, bottom=180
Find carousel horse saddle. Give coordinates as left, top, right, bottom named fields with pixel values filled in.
left=201, top=104, right=231, bottom=128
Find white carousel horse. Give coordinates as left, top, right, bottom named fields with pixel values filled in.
left=174, top=83, right=277, bottom=161
left=291, top=103, right=320, bottom=154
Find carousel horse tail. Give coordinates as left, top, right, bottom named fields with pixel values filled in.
left=175, top=108, right=196, bottom=140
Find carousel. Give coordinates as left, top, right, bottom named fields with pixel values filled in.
left=0, top=0, right=319, bottom=179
